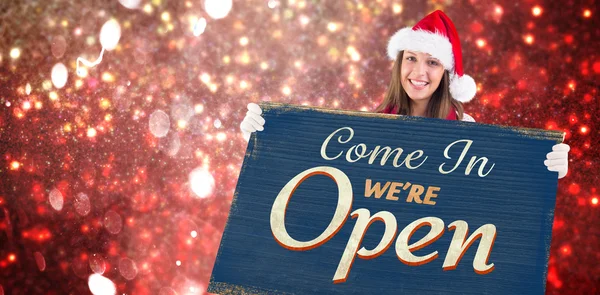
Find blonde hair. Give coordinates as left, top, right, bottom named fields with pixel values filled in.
left=375, top=51, right=464, bottom=120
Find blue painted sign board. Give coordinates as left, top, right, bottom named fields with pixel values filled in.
left=208, top=103, right=564, bottom=295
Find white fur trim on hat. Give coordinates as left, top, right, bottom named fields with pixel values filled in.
left=387, top=27, right=455, bottom=71
left=449, top=74, right=476, bottom=102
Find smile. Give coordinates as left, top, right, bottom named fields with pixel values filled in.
left=409, top=79, right=429, bottom=87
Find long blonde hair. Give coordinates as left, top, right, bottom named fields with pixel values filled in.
left=375, top=50, right=464, bottom=120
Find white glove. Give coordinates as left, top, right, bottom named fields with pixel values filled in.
left=240, top=103, right=265, bottom=141
left=544, top=143, right=570, bottom=179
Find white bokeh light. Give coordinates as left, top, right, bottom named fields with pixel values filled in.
left=88, top=274, right=116, bottom=295
left=51, top=63, right=68, bottom=89
left=193, top=17, right=207, bottom=36
left=49, top=188, right=64, bottom=211
left=99, top=19, right=121, bottom=51
left=189, top=167, right=215, bottom=199
left=204, top=0, right=232, bottom=19
left=118, top=0, right=141, bottom=9
left=149, top=110, right=170, bottom=138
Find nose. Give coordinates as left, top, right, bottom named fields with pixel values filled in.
left=412, top=60, right=428, bottom=77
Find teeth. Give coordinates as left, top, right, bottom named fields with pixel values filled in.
left=410, top=80, right=428, bottom=86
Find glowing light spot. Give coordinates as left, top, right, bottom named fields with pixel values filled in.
left=223, top=56, right=230, bottom=64
left=189, top=167, right=216, bottom=199
left=592, top=197, right=598, bottom=206
left=260, top=62, right=268, bottom=70
left=327, top=22, right=338, bottom=32
left=195, top=104, right=204, bottom=113
left=118, top=0, right=141, bottom=9
left=101, top=72, right=115, bottom=83
left=239, top=36, right=249, bottom=46
left=35, top=101, right=42, bottom=109
left=99, top=98, right=111, bottom=109
left=200, top=73, right=211, bottom=84
left=532, top=6, right=542, bottom=16
left=143, top=4, right=153, bottom=14
left=583, top=9, right=591, bottom=18
left=204, top=0, right=232, bottom=19
left=10, top=161, right=20, bottom=170
left=392, top=4, right=403, bottom=14
left=494, top=5, right=503, bottom=15
left=476, top=39, right=486, bottom=48
left=216, top=132, right=226, bottom=141
left=580, top=125, right=589, bottom=134
left=26, top=83, right=31, bottom=95
left=51, top=63, right=69, bottom=89
left=191, top=230, right=198, bottom=238
left=8, top=253, right=16, bottom=262
left=161, top=11, right=171, bottom=22
left=176, top=260, right=181, bottom=266
left=524, top=34, right=534, bottom=44
left=213, top=119, right=222, bottom=129
left=268, top=0, right=279, bottom=9
left=240, top=52, right=250, bottom=64
left=22, top=101, right=31, bottom=110
left=86, top=128, right=97, bottom=138
left=299, top=15, right=310, bottom=26
left=10, top=48, right=21, bottom=59
left=282, top=86, right=291, bottom=96
left=193, top=17, right=207, bottom=36
left=240, top=80, right=248, bottom=89
left=88, top=274, right=116, bottom=295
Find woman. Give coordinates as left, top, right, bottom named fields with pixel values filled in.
left=240, top=10, right=569, bottom=179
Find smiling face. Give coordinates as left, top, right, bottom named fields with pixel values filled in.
left=400, top=51, right=445, bottom=103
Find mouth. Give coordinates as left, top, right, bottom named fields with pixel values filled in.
left=409, top=79, right=429, bottom=87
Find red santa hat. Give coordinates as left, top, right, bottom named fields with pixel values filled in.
left=387, top=10, right=477, bottom=103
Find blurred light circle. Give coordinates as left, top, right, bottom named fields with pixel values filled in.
left=74, top=192, right=91, bottom=216
left=149, top=110, right=170, bottom=138
left=99, top=19, right=121, bottom=51
left=103, top=210, right=123, bottom=235
left=213, top=119, right=222, bottom=129
left=189, top=167, right=215, bottom=199
left=49, top=188, right=64, bottom=211
left=34, top=252, right=46, bottom=272
left=204, top=0, right=232, bottom=19
left=268, top=0, right=280, bottom=9
left=193, top=17, right=207, bottom=36
left=119, top=258, right=138, bottom=280
left=158, top=132, right=181, bottom=157
left=51, top=63, right=68, bottom=89
left=51, top=35, right=67, bottom=58
left=90, top=253, right=107, bottom=274
left=88, top=274, right=116, bottom=295
left=171, top=102, right=194, bottom=123
left=118, top=0, right=141, bottom=9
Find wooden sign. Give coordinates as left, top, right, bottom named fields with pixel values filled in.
left=208, top=103, right=564, bottom=294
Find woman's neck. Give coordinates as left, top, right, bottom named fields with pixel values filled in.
left=410, top=99, right=430, bottom=117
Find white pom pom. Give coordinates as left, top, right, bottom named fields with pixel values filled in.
left=449, top=74, right=477, bottom=103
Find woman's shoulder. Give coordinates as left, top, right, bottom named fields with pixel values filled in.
left=461, top=113, right=476, bottom=122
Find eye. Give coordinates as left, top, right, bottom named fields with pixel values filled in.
left=406, top=56, right=416, bottom=62
left=428, top=60, right=440, bottom=66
